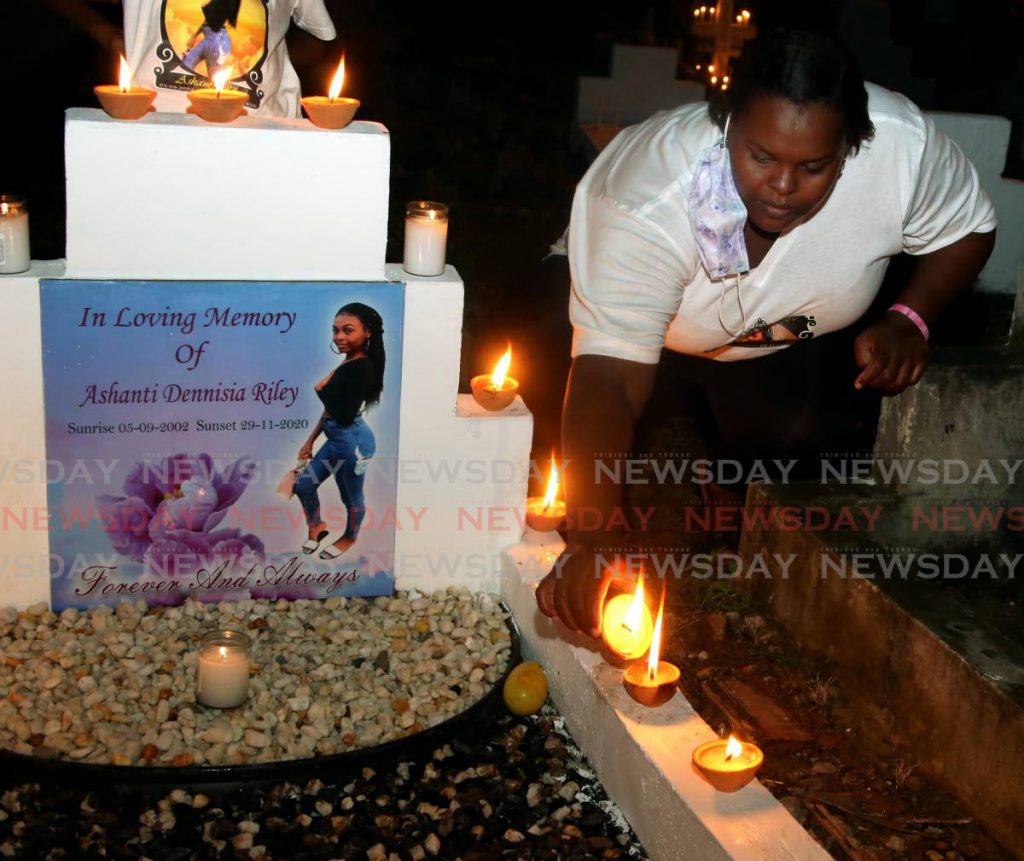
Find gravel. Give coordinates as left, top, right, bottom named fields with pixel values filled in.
left=0, top=707, right=648, bottom=860
left=0, top=589, right=511, bottom=767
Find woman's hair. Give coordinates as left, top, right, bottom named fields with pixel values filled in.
left=336, top=302, right=386, bottom=407
left=709, top=29, right=874, bottom=154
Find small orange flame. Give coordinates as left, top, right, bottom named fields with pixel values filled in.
left=725, top=735, right=743, bottom=761
left=217, top=646, right=228, bottom=660
left=492, top=345, right=512, bottom=388
left=647, top=586, right=666, bottom=679
left=212, top=67, right=234, bottom=94
left=328, top=55, right=346, bottom=102
left=0, top=202, right=8, bottom=217
left=118, top=55, right=132, bottom=93
left=541, top=453, right=559, bottom=510
left=623, top=571, right=645, bottom=635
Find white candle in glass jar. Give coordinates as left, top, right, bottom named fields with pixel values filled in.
left=197, top=629, right=251, bottom=708
left=0, top=196, right=30, bottom=275
left=403, top=201, right=448, bottom=276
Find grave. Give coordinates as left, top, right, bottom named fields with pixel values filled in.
left=3, top=51, right=1021, bottom=861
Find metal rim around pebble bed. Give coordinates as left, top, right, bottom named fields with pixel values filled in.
left=0, top=604, right=522, bottom=789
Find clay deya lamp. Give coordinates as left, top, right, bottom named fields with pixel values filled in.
left=94, top=56, right=156, bottom=120
left=525, top=453, right=566, bottom=532
left=622, top=586, right=679, bottom=707
left=188, top=67, right=247, bottom=123
left=302, top=55, right=361, bottom=130
left=471, top=344, right=519, bottom=411
left=601, top=570, right=655, bottom=663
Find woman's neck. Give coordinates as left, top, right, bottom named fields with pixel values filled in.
left=743, top=221, right=778, bottom=269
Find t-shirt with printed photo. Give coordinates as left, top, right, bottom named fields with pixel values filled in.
left=123, top=0, right=335, bottom=117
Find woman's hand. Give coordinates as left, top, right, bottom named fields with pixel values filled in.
left=853, top=313, right=930, bottom=395
left=536, top=546, right=617, bottom=638
left=298, top=443, right=313, bottom=461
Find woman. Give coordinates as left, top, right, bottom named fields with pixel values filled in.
left=294, top=302, right=385, bottom=561
left=537, top=29, right=996, bottom=637
left=183, top=0, right=241, bottom=79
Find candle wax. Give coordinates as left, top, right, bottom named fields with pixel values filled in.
left=526, top=498, right=566, bottom=515
left=624, top=660, right=678, bottom=687
left=696, top=743, right=760, bottom=770
left=403, top=215, right=448, bottom=276
left=0, top=209, right=30, bottom=274
left=601, top=593, right=654, bottom=660
left=197, top=646, right=250, bottom=708
left=525, top=497, right=566, bottom=531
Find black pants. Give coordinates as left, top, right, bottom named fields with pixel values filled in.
left=638, top=328, right=882, bottom=483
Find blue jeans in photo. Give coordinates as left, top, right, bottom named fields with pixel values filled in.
left=293, top=417, right=376, bottom=539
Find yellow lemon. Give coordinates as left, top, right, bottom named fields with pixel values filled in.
left=502, top=660, right=548, bottom=716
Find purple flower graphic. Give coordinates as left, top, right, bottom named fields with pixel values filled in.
left=97, top=453, right=264, bottom=576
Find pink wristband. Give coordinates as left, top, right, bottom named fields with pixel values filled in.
left=888, top=303, right=929, bottom=342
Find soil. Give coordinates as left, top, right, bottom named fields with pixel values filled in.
left=620, top=418, right=1013, bottom=861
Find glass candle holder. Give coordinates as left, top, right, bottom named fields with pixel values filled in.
left=197, top=628, right=251, bottom=708
left=0, top=196, right=30, bottom=275
left=403, top=201, right=448, bottom=276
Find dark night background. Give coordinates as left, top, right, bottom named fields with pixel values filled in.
left=3, top=0, right=1022, bottom=477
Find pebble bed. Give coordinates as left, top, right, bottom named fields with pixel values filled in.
left=0, top=589, right=512, bottom=767
left=0, top=707, right=648, bottom=860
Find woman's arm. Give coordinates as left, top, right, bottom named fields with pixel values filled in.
left=44, top=0, right=124, bottom=54
left=535, top=354, right=657, bottom=636
left=298, top=416, right=324, bottom=460
left=854, top=229, right=996, bottom=393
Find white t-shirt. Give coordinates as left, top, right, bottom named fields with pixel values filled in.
left=124, top=0, right=336, bottom=118
left=568, top=84, right=997, bottom=363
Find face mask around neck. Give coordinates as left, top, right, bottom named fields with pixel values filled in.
left=687, top=114, right=750, bottom=281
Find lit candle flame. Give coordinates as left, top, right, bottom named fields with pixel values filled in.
left=328, top=55, right=345, bottom=102
left=736, top=13, right=743, bottom=23
left=541, top=453, right=559, bottom=511
left=491, top=345, right=512, bottom=389
left=0, top=202, right=8, bottom=217
left=647, top=586, right=665, bottom=680
left=212, top=67, right=234, bottom=95
left=742, top=10, right=751, bottom=19
left=218, top=645, right=228, bottom=660
left=623, top=571, right=645, bottom=635
left=724, top=735, right=743, bottom=762
left=119, top=55, right=132, bottom=93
